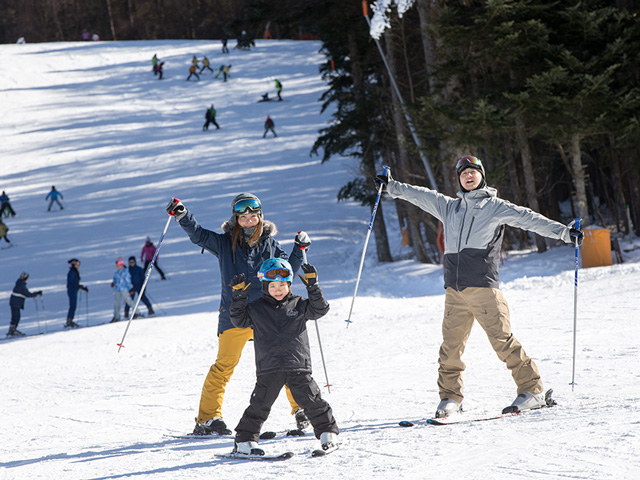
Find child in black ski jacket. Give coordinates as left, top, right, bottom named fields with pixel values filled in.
left=229, top=258, right=339, bottom=456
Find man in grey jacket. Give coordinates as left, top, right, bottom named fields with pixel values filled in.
left=376, top=156, right=584, bottom=417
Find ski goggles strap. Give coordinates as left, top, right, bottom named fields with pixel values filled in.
left=233, top=198, right=261, bottom=215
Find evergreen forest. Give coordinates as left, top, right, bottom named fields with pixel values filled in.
left=3, top=0, right=639, bottom=262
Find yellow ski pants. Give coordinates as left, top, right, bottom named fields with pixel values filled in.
left=196, top=327, right=300, bottom=423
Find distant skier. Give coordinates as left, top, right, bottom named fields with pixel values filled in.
left=66, top=258, right=88, bottom=328
left=274, top=79, right=283, bottom=101
left=81, top=29, right=90, bottom=41
left=187, top=65, right=200, bottom=81
left=1, top=191, right=17, bottom=217
left=263, top=116, right=277, bottom=138
left=0, top=218, right=12, bottom=246
left=152, top=54, right=158, bottom=75
left=229, top=259, right=339, bottom=456
left=221, top=38, right=229, bottom=54
left=125, top=257, right=155, bottom=318
left=203, top=104, right=221, bottom=131
left=46, top=186, right=64, bottom=211
left=191, top=55, right=199, bottom=68
left=200, top=56, right=213, bottom=74
left=258, top=93, right=272, bottom=102
left=141, top=237, right=167, bottom=280
left=7, top=272, right=42, bottom=337
left=157, top=62, right=164, bottom=80
left=111, top=257, right=135, bottom=323
left=222, top=65, right=232, bottom=82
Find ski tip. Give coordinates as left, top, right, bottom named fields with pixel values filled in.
left=399, top=420, right=414, bottom=427
left=259, top=431, right=277, bottom=440
left=286, top=429, right=305, bottom=437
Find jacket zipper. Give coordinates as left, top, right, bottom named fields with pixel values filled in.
left=455, top=195, right=469, bottom=291
left=465, top=217, right=475, bottom=245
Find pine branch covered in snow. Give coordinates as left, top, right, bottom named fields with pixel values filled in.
left=368, top=0, right=416, bottom=39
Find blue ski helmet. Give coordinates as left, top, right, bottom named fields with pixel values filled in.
left=258, top=258, right=293, bottom=282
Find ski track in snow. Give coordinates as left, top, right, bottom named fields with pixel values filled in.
left=1, top=40, right=639, bottom=480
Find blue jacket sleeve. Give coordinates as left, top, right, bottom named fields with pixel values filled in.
left=178, top=211, right=224, bottom=256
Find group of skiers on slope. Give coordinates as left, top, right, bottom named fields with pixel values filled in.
left=1, top=187, right=65, bottom=248
left=162, top=156, right=584, bottom=456
left=202, top=106, right=276, bottom=138
left=5, top=238, right=166, bottom=337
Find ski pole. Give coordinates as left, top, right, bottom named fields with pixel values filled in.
left=145, top=292, right=167, bottom=315
left=84, top=290, right=90, bottom=327
left=39, top=295, right=48, bottom=333
left=302, top=249, right=332, bottom=393
left=570, top=218, right=581, bottom=391
left=118, top=216, right=172, bottom=352
left=345, top=165, right=389, bottom=327
left=34, top=296, right=42, bottom=334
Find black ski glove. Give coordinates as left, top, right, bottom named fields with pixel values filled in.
left=297, top=264, right=318, bottom=287
left=166, top=197, right=187, bottom=221
left=230, top=274, right=251, bottom=299
left=570, top=227, right=584, bottom=246
left=294, top=231, right=311, bottom=251
left=375, top=167, right=393, bottom=189
left=129, top=289, right=136, bottom=297
left=35, top=291, right=43, bottom=296
left=80, top=285, right=89, bottom=292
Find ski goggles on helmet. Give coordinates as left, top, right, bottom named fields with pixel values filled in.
left=233, top=197, right=261, bottom=215
left=260, top=268, right=293, bottom=282
left=456, top=156, right=483, bottom=172
left=258, top=258, right=293, bottom=282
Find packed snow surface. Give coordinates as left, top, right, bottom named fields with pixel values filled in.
left=1, top=39, right=639, bottom=480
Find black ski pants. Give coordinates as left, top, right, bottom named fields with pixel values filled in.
left=235, top=371, right=339, bottom=443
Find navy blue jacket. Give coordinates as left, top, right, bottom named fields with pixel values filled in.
left=128, top=265, right=145, bottom=291
left=10, top=278, right=37, bottom=309
left=178, top=212, right=303, bottom=334
left=67, top=267, right=80, bottom=294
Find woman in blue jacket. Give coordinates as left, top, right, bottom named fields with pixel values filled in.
left=166, top=193, right=311, bottom=436
left=66, top=258, right=87, bottom=328
left=7, top=272, right=41, bottom=337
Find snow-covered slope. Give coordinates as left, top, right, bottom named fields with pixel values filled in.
left=1, top=40, right=638, bottom=480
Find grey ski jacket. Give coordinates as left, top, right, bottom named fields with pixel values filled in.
left=387, top=181, right=572, bottom=291
left=230, top=284, right=330, bottom=376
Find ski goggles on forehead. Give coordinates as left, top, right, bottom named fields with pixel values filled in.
left=233, top=198, right=261, bottom=215
left=456, top=156, right=483, bottom=170
left=259, top=268, right=293, bottom=282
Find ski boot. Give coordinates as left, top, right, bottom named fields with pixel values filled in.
left=435, top=398, right=462, bottom=418
left=295, top=408, right=310, bottom=430
left=233, top=441, right=264, bottom=456
left=193, top=417, right=232, bottom=436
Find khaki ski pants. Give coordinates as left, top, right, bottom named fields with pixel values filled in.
left=196, top=327, right=300, bottom=423
left=437, top=287, right=543, bottom=403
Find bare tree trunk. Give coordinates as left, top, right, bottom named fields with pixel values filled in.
left=127, top=0, right=135, bottom=27
left=514, top=115, right=547, bottom=252
left=347, top=30, right=393, bottom=262
left=570, top=134, right=590, bottom=226
left=384, top=29, right=432, bottom=263
left=105, top=0, right=117, bottom=40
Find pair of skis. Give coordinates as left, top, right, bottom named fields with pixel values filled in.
left=165, top=429, right=338, bottom=461
left=401, top=389, right=557, bottom=427
left=215, top=444, right=338, bottom=461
